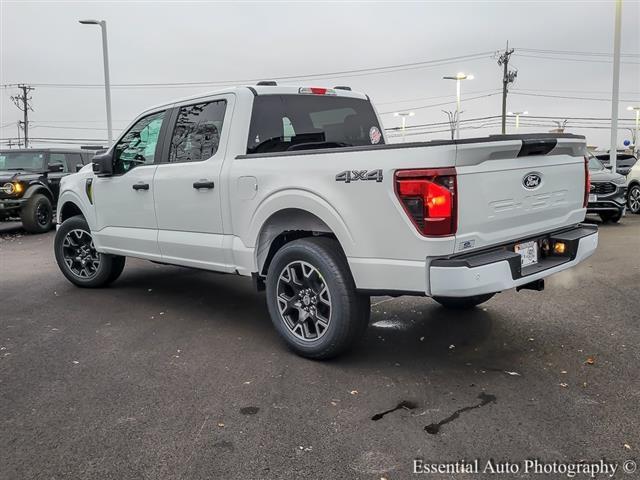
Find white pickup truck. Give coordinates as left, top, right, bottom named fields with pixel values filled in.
left=54, top=84, right=598, bottom=359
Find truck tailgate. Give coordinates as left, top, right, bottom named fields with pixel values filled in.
left=454, top=136, right=587, bottom=253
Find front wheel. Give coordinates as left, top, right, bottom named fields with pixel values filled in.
left=432, top=293, right=496, bottom=310
left=54, top=215, right=126, bottom=288
left=628, top=185, right=640, bottom=214
left=265, top=237, right=370, bottom=360
left=21, top=194, right=53, bottom=233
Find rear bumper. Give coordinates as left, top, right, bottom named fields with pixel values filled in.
left=429, top=224, right=598, bottom=297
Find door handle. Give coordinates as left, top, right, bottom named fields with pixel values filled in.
left=132, top=183, right=150, bottom=191
left=193, top=180, right=215, bottom=190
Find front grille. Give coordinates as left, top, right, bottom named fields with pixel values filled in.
left=591, top=182, right=616, bottom=195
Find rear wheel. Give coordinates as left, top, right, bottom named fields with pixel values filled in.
left=433, top=293, right=496, bottom=310
left=54, top=215, right=126, bottom=288
left=265, top=237, right=370, bottom=360
left=628, top=185, right=640, bottom=214
left=20, top=194, right=53, bottom=233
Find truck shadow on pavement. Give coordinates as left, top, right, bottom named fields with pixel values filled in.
left=110, top=263, right=518, bottom=376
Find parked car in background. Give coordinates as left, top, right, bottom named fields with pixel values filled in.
left=596, top=152, right=637, bottom=177
left=586, top=154, right=627, bottom=223
left=0, top=148, right=92, bottom=232
left=626, top=157, right=640, bottom=214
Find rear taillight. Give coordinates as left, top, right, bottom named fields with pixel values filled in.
left=583, top=156, right=590, bottom=208
left=395, top=168, right=457, bottom=236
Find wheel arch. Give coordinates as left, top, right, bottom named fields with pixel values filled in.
left=256, top=208, right=347, bottom=276
left=59, top=201, right=85, bottom=223
left=23, top=183, right=54, bottom=203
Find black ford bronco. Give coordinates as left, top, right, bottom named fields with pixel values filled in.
left=0, top=149, right=92, bottom=233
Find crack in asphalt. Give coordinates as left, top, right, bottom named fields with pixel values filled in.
left=371, top=400, right=418, bottom=421
left=424, top=392, right=496, bottom=434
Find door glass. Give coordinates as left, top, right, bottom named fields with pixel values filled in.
left=48, top=153, right=69, bottom=172
left=169, top=100, right=227, bottom=163
left=114, top=111, right=165, bottom=174
left=64, top=153, right=83, bottom=172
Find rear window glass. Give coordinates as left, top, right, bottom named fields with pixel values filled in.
left=247, top=94, right=384, bottom=155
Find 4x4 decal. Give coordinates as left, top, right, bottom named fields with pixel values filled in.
left=335, top=169, right=383, bottom=183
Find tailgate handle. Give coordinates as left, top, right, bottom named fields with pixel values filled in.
left=518, top=138, right=557, bottom=157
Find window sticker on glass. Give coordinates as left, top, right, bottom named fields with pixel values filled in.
left=369, top=126, right=382, bottom=145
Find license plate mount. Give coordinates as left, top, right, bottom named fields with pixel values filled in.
left=515, top=240, right=538, bottom=268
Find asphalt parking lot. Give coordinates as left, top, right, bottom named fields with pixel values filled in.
left=1, top=216, right=639, bottom=480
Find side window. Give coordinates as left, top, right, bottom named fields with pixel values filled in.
left=114, top=111, right=165, bottom=174
left=169, top=100, right=226, bottom=163
left=65, top=153, right=83, bottom=172
left=48, top=153, right=69, bottom=172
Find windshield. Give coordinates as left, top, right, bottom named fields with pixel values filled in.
left=597, top=154, right=637, bottom=168
left=247, top=94, right=384, bottom=154
left=0, top=151, right=46, bottom=171
left=588, top=155, right=605, bottom=171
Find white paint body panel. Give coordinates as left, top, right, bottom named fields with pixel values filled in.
left=56, top=86, right=595, bottom=297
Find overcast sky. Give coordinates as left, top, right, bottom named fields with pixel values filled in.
left=1, top=0, right=639, bottom=149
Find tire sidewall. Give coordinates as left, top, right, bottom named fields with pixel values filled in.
left=23, top=194, right=53, bottom=232
left=628, top=185, right=640, bottom=214
left=265, top=239, right=356, bottom=357
left=54, top=216, right=114, bottom=287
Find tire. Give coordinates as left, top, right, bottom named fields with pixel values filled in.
left=54, top=215, right=126, bottom=288
left=628, top=184, right=640, bottom=214
left=599, top=211, right=623, bottom=223
left=20, top=194, right=53, bottom=233
left=265, top=237, right=370, bottom=360
left=433, top=293, right=496, bottom=310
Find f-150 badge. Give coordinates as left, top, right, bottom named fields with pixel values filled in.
left=335, top=170, right=383, bottom=183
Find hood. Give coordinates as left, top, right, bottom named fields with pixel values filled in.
left=0, top=170, right=44, bottom=183
left=589, top=169, right=625, bottom=183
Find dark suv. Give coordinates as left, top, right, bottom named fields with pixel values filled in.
left=596, top=153, right=637, bottom=177
left=0, top=149, right=92, bottom=233
left=586, top=154, right=627, bottom=223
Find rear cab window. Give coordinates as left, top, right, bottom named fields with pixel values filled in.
left=246, top=94, right=384, bottom=155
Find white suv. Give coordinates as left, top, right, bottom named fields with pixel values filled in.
left=626, top=156, right=640, bottom=214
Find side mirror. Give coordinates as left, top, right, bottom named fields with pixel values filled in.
left=48, top=163, right=64, bottom=173
left=92, top=151, right=114, bottom=176
left=75, top=164, right=84, bottom=172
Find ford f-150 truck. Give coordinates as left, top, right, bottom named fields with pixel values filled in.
left=54, top=84, right=598, bottom=359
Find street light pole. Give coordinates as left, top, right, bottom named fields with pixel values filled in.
left=609, top=0, right=623, bottom=173
left=79, top=19, right=113, bottom=146
left=393, top=111, right=415, bottom=142
left=508, top=111, right=528, bottom=131
left=443, top=73, right=473, bottom=139
left=628, top=106, right=640, bottom=155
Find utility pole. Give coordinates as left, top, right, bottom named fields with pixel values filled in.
left=497, top=42, right=516, bottom=134
left=10, top=84, right=35, bottom=148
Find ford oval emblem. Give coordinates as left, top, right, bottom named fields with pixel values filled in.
left=522, top=172, right=542, bottom=189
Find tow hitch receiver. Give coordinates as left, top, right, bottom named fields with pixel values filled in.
left=516, top=279, right=545, bottom=292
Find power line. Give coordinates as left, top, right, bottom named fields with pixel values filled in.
left=1, top=51, right=495, bottom=90
left=516, top=48, right=640, bottom=57
left=511, top=92, right=640, bottom=102
left=515, top=53, right=640, bottom=65
left=378, top=93, right=500, bottom=115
